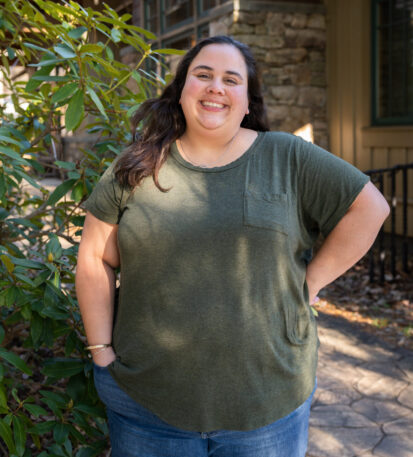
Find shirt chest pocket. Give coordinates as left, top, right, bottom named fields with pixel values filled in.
left=243, top=189, right=289, bottom=235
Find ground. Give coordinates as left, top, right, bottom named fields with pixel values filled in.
left=315, top=257, right=413, bottom=351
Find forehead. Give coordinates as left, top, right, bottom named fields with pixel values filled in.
left=188, top=44, right=248, bottom=76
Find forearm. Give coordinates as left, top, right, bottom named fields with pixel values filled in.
left=75, top=256, right=116, bottom=347
left=306, top=185, right=389, bottom=301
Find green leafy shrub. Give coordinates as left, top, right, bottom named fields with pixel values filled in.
left=0, top=1, right=184, bottom=454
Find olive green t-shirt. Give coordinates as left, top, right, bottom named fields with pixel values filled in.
left=83, top=131, right=369, bottom=432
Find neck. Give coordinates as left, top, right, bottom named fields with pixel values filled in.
left=179, top=128, right=241, bottom=168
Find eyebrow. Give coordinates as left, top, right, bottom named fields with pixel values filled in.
left=191, top=65, right=244, bottom=81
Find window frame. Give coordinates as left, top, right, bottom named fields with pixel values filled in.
left=371, top=0, right=413, bottom=126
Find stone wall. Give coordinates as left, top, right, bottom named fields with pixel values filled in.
left=210, top=5, right=328, bottom=149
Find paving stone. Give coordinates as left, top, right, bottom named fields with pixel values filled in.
left=396, top=356, right=413, bottom=380
left=307, top=425, right=382, bottom=457
left=312, top=387, right=361, bottom=406
left=398, top=383, right=413, bottom=410
left=310, top=405, right=376, bottom=427
left=355, top=363, right=408, bottom=399
left=382, top=414, right=413, bottom=434
left=352, top=398, right=412, bottom=424
left=374, top=433, right=413, bottom=457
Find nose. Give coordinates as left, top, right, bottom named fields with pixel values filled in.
left=207, top=78, right=225, bottom=95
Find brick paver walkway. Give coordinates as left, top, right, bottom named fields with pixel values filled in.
left=308, top=313, right=413, bottom=457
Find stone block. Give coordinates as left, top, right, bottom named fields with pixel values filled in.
left=255, top=24, right=268, bottom=35
left=311, top=73, right=327, bottom=87
left=355, top=367, right=408, bottom=400
left=266, top=105, right=290, bottom=122
left=298, top=87, right=326, bottom=107
left=382, top=414, right=413, bottom=434
left=397, top=356, right=413, bottom=380
left=398, top=383, right=413, bottom=409
left=307, top=425, right=382, bottom=457
left=265, top=48, right=307, bottom=65
left=285, top=28, right=326, bottom=49
left=352, top=398, right=412, bottom=424
left=291, top=13, right=307, bottom=29
left=210, top=21, right=228, bottom=36
left=374, top=434, right=413, bottom=457
left=310, top=405, right=376, bottom=427
left=237, top=11, right=267, bottom=25
left=270, top=85, right=297, bottom=104
left=229, top=23, right=254, bottom=34
left=267, top=12, right=285, bottom=34
left=307, top=13, right=326, bottom=30
left=309, top=50, right=325, bottom=62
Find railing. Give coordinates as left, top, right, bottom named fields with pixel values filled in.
left=364, top=162, right=413, bottom=283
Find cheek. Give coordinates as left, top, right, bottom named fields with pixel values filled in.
left=180, top=79, right=203, bottom=105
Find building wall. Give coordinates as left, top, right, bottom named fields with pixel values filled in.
left=210, top=1, right=328, bottom=149
left=326, top=0, right=413, bottom=236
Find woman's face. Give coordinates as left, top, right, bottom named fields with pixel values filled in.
left=179, top=44, right=249, bottom=135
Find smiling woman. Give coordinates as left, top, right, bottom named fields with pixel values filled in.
left=76, top=35, right=390, bottom=457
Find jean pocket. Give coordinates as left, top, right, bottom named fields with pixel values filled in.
left=244, top=189, right=289, bottom=234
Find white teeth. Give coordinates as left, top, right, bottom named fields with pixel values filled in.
left=201, top=101, right=225, bottom=108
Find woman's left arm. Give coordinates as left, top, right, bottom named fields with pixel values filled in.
left=306, top=181, right=390, bottom=303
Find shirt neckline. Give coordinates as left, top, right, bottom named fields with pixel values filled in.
left=170, top=131, right=266, bottom=173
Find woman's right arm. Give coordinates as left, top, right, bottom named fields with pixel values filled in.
left=76, top=211, right=120, bottom=367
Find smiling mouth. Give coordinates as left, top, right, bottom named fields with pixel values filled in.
left=200, top=101, right=226, bottom=109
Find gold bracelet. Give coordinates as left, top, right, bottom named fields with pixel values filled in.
left=85, top=343, right=112, bottom=351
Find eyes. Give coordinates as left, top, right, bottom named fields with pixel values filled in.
left=195, top=73, right=239, bottom=85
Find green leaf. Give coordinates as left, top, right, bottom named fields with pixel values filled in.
left=54, top=44, right=77, bottom=59
left=0, top=254, right=14, bottom=273
left=12, top=416, right=26, bottom=457
left=25, top=65, right=55, bottom=92
left=0, top=325, right=4, bottom=345
left=22, top=42, right=55, bottom=56
left=0, top=348, right=33, bottom=375
left=0, top=135, right=22, bottom=149
left=51, top=83, right=79, bottom=104
left=71, top=181, right=84, bottom=202
left=53, top=423, right=69, bottom=445
left=152, top=48, right=186, bottom=55
left=0, top=385, right=7, bottom=410
left=14, top=273, right=36, bottom=287
left=68, top=26, right=88, bottom=39
left=65, top=90, right=84, bottom=132
left=79, top=44, right=103, bottom=54
left=42, top=359, right=84, bottom=378
left=54, top=160, right=76, bottom=170
left=13, top=168, right=42, bottom=189
left=87, top=86, right=108, bottom=120
left=27, top=58, right=64, bottom=67
left=111, top=28, right=122, bottom=43
left=0, top=418, right=16, bottom=455
left=0, top=146, right=30, bottom=166
left=28, top=420, right=56, bottom=435
left=24, top=403, right=48, bottom=418
left=8, top=256, right=44, bottom=270
left=46, top=179, right=77, bottom=206
left=6, top=47, right=15, bottom=60
left=30, top=313, right=43, bottom=345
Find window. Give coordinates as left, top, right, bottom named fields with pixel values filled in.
left=199, top=0, right=227, bottom=15
left=144, top=0, right=158, bottom=35
left=162, top=0, right=194, bottom=32
left=372, top=0, right=413, bottom=125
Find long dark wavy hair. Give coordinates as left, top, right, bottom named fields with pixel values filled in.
left=115, top=35, right=269, bottom=192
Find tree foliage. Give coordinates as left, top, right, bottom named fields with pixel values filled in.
left=0, top=1, right=183, bottom=454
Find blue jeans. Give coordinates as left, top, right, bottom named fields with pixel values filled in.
left=93, top=363, right=315, bottom=457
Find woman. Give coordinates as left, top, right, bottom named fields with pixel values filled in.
left=76, top=36, right=389, bottom=457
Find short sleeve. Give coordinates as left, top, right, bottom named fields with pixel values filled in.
left=296, top=137, right=370, bottom=238
left=82, top=158, right=130, bottom=224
